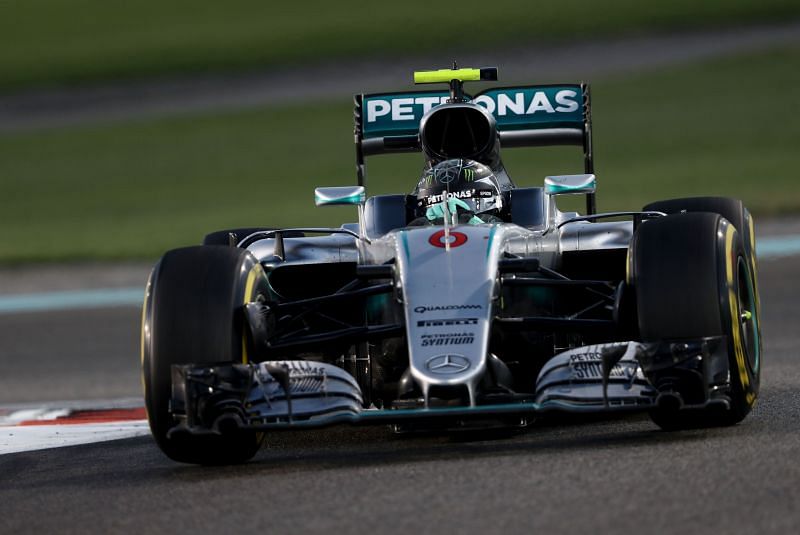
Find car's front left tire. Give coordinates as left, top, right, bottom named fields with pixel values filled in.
left=632, top=212, right=760, bottom=430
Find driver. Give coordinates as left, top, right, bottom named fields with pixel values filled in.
left=411, top=159, right=505, bottom=225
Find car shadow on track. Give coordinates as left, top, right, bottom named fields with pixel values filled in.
left=156, top=412, right=748, bottom=481
left=2, top=409, right=764, bottom=494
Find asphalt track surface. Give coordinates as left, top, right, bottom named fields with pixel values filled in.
left=0, top=229, right=799, bottom=534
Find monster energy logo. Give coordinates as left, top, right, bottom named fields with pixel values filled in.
left=433, top=160, right=478, bottom=185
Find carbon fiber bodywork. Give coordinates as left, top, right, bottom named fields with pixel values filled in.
left=159, top=73, right=755, bottom=438
left=168, top=201, right=736, bottom=434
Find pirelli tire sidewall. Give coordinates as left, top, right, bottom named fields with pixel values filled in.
left=141, top=245, right=269, bottom=464
left=642, top=196, right=762, bottom=405
left=715, top=219, right=760, bottom=421
left=632, top=212, right=759, bottom=425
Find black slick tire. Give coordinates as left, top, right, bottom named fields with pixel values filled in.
left=643, top=196, right=760, bottom=315
left=632, top=212, right=761, bottom=430
left=142, top=245, right=269, bottom=464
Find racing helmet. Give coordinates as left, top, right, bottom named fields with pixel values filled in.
left=415, top=159, right=503, bottom=217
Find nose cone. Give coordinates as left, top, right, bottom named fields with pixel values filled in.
left=396, top=225, right=505, bottom=405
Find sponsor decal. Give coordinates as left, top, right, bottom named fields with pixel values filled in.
left=420, top=332, right=475, bottom=347
left=425, top=354, right=471, bottom=374
left=435, top=160, right=464, bottom=184
left=414, top=304, right=482, bottom=314
left=473, top=89, right=579, bottom=117
left=366, top=94, right=449, bottom=124
left=417, top=318, right=479, bottom=327
left=363, top=87, right=582, bottom=139
left=569, top=352, right=602, bottom=362
left=425, top=189, right=475, bottom=205
left=429, top=230, right=468, bottom=248
left=568, top=353, right=630, bottom=380
left=423, top=188, right=494, bottom=207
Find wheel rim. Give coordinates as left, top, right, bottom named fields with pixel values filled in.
left=736, top=256, right=760, bottom=374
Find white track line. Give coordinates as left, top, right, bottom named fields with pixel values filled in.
left=0, top=421, right=150, bottom=455
left=0, top=403, right=150, bottom=455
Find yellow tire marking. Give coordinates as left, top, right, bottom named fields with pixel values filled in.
left=724, top=224, right=753, bottom=406
left=241, top=263, right=264, bottom=364
left=625, top=243, right=632, bottom=286
left=747, top=214, right=762, bottom=321
left=242, top=261, right=267, bottom=446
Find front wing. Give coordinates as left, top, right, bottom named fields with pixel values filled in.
left=167, top=338, right=732, bottom=436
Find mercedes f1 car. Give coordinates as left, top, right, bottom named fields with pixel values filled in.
left=142, top=66, right=762, bottom=464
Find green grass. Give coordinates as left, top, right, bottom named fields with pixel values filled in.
left=0, top=46, right=798, bottom=262
left=1, top=0, right=799, bottom=91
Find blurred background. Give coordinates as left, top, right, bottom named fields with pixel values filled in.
left=0, top=0, right=798, bottom=263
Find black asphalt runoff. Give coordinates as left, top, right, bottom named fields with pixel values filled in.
left=1, top=251, right=799, bottom=533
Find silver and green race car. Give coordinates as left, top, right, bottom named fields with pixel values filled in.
left=141, top=66, right=762, bottom=464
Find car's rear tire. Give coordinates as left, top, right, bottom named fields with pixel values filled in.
left=632, top=212, right=760, bottom=430
left=142, top=245, right=269, bottom=464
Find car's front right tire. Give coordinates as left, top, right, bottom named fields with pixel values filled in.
left=142, top=245, right=267, bottom=464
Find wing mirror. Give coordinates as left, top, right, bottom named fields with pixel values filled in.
left=314, top=186, right=366, bottom=206
left=314, top=186, right=367, bottom=241
left=544, top=174, right=596, bottom=196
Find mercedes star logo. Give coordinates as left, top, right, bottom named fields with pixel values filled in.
left=425, top=354, right=471, bottom=374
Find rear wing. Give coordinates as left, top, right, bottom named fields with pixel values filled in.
left=353, top=83, right=594, bottom=207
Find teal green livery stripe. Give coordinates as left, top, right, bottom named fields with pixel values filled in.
left=486, top=225, right=498, bottom=257
left=315, top=192, right=364, bottom=205
left=546, top=180, right=596, bottom=194
left=400, top=231, right=411, bottom=262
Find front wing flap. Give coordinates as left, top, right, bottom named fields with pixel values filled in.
left=168, top=337, right=732, bottom=435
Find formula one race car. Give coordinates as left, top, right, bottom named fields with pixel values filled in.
left=142, top=66, right=762, bottom=464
